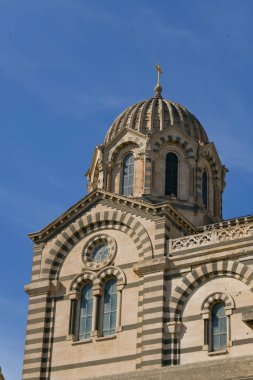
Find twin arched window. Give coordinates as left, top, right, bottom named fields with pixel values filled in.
left=122, top=154, right=134, bottom=196
left=77, top=278, right=117, bottom=341
left=165, top=153, right=178, bottom=196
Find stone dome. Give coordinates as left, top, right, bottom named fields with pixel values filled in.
left=104, top=97, right=209, bottom=145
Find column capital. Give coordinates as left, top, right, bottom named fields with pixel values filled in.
left=25, top=279, right=60, bottom=297
left=166, top=321, right=182, bottom=336
left=133, top=257, right=168, bottom=276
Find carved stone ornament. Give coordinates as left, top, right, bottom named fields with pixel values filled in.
left=82, top=234, right=117, bottom=271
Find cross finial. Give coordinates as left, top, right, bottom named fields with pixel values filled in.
left=155, top=64, right=163, bottom=85
left=154, top=64, right=163, bottom=98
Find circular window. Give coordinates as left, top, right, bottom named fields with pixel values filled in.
left=92, top=245, right=110, bottom=263
left=82, top=234, right=117, bottom=271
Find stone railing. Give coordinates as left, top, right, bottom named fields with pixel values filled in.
left=169, top=222, right=253, bottom=253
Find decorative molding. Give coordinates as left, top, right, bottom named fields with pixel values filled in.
left=82, top=234, right=117, bottom=271
left=69, top=266, right=126, bottom=294
left=25, top=279, right=59, bottom=296
left=41, top=209, right=153, bottom=280
left=169, top=221, right=253, bottom=253
left=168, top=260, right=253, bottom=322
left=69, top=271, right=97, bottom=293
left=201, top=292, right=235, bottom=315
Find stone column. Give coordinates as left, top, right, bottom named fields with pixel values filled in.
left=134, top=258, right=168, bottom=370
left=91, top=284, right=103, bottom=337
left=106, top=163, right=114, bottom=192
left=30, top=243, right=45, bottom=282
left=134, top=156, right=145, bottom=196
left=189, top=162, right=195, bottom=203
left=114, top=162, right=122, bottom=194
left=22, top=280, right=58, bottom=380
left=143, top=153, right=152, bottom=195
left=154, top=217, right=170, bottom=259
left=115, top=284, right=123, bottom=332
left=165, top=321, right=182, bottom=365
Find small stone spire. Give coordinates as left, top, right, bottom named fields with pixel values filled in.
left=154, top=64, right=163, bottom=98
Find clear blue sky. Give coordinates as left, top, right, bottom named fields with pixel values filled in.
left=1, top=0, right=253, bottom=378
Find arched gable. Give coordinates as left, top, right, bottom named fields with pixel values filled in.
left=110, top=141, right=140, bottom=163
left=108, top=135, right=144, bottom=161
left=169, top=260, right=253, bottom=322
left=42, top=210, right=153, bottom=280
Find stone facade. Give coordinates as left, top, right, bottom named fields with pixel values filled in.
left=23, top=86, right=253, bottom=379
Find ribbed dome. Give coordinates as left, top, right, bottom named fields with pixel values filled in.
left=104, top=98, right=209, bottom=145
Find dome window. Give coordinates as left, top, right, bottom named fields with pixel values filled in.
left=165, top=153, right=178, bottom=196
left=122, top=154, right=134, bottom=196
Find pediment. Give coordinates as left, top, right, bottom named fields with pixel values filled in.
left=28, top=190, right=196, bottom=243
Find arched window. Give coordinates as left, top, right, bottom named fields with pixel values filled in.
left=165, top=153, right=178, bottom=196
left=78, top=284, right=93, bottom=340
left=102, top=278, right=117, bottom=336
left=202, top=169, right=208, bottom=209
left=122, top=154, right=134, bottom=196
left=211, top=302, right=227, bottom=351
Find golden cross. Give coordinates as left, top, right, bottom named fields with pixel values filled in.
left=155, top=64, right=163, bottom=85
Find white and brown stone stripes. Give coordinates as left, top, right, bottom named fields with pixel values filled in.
left=154, top=217, right=170, bottom=258
left=41, top=211, right=153, bottom=279
left=152, top=134, right=195, bottom=160
left=137, top=272, right=165, bottom=369
left=69, top=267, right=126, bottom=293
left=23, top=294, right=53, bottom=379
left=168, top=260, right=253, bottom=322
left=30, top=243, right=45, bottom=282
left=201, top=291, right=235, bottom=313
left=143, top=155, right=152, bottom=194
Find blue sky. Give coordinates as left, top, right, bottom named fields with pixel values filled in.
left=1, top=0, right=253, bottom=378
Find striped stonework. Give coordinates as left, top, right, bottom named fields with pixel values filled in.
left=143, top=155, right=152, bottom=194
left=154, top=217, right=170, bottom=258
left=31, top=243, right=45, bottom=282
left=107, top=131, right=145, bottom=160
left=41, top=211, right=153, bottom=280
left=69, top=266, right=126, bottom=294
left=23, top=292, right=53, bottom=379
left=110, top=141, right=142, bottom=162
left=82, top=234, right=117, bottom=271
left=169, top=260, right=253, bottom=321
left=70, top=271, right=97, bottom=292
left=136, top=277, right=144, bottom=369
left=138, top=271, right=165, bottom=369
left=152, top=135, right=195, bottom=160
left=96, top=266, right=126, bottom=287
left=163, top=260, right=253, bottom=366
left=201, top=292, right=235, bottom=313
left=133, top=258, right=167, bottom=370
left=201, top=149, right=220, bottom=180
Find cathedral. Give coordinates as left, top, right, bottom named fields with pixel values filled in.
left=23, top=69, right=253, bottom=380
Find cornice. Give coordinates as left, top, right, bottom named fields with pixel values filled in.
left=103, top=126, right=147, bottom=149
left=28, top=190, right=196, bottom=244
left=198, top=214, right=253, bottom=232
